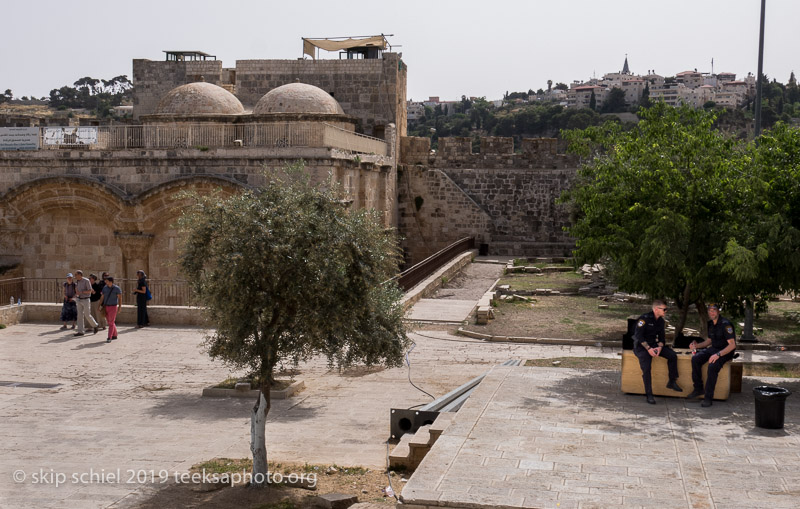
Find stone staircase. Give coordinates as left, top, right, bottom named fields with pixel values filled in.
left=388, top=412, right=455, bottom=470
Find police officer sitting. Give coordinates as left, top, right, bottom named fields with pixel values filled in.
left=687, top=303, right=736, bottom=407
left=633, top=299, right=683, bottom=404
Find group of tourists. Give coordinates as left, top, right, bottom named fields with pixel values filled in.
left=60, top=270, right=150, bottom=343
left=632, top=299, right=737, bottom=407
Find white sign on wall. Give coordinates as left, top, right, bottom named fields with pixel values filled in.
left=43, top=127, right=98, bottom=146
left=0, top=127, right=40, bottom=150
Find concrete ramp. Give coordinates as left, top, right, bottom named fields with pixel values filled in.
left=407, top=299, right=476, bottom=323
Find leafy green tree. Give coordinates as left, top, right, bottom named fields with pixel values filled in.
left=601, top=87, right=626, bottom=113
left=554, top=82, right=569, bottom=91
left=589, top=90, right=596, bottom=111
left=561, top=104, right=748, bottom=336
left=0, top=89, right=12, bottom=104
left=640, top=83, right=651, bottom=108
left=712, top=123, right=800, bottom=312
left=177, top=164, right=409, bottom=486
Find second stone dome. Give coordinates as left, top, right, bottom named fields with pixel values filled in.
left=254, top=83, right=345, bottom=115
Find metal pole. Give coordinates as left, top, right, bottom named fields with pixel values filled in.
left=753, top=0, right=766, bottom=139
left=742, top=0, right=766, bottom=343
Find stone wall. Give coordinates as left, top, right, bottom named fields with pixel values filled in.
left=398, top=136, right=577, bottom=264
left=234, top=54, right=407, bottom=140
left=132, top=54, right=408, bottom=144
left=398, top=165, right=491, bottom=264
left=0, top=148, right=395, bottom=280
left=132, top=60, right=224, bottom=120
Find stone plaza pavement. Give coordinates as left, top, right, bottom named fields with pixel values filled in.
left=0, top=321, right=635, bottom=508
left=402, top=365, right=800, bottom=509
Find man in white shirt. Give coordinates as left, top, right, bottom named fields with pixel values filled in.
left=73, top=270, right=99, bottom=336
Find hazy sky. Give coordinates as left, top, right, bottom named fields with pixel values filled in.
left=2, top=0, right=798, bottom=102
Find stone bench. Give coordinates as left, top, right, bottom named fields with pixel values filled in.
left=621, top=349, right=731, bottom=400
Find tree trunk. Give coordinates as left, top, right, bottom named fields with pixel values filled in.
left=250, top=388, right=270, bottom=487
left=674, top=283, right=692, bottom=338
left=742, top=298, right=756, bottom=342
left=695, top=299, right=709, bottom=340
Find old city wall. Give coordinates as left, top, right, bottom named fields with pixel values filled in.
left=0, top=149, right=393, bottom=281
left=398, top=136, right=577, bottom=264
left=132, top=54, right=408, bottom=142
left=132, top=60, right=225, bottom=120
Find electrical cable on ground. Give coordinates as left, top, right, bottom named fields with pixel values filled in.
left=384, top=443, right=399, bottom=501
left=405, top=342, right=435, bottom=400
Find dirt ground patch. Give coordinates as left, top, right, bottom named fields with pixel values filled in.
left=133, top=459, right=400, bottom=509
left=465, top=272, right=800, bottom=345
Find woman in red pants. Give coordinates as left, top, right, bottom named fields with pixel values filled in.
left=100, top=276, right=123, bottom=343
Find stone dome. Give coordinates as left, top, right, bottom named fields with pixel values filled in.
left=253, top=83, right=345, bottom=115
left=155, top=82, right=244, bottom=116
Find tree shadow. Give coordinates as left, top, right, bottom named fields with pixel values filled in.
left=147, top=393, right=320, bottom=424
left=338, top=365, right=386, bottom=377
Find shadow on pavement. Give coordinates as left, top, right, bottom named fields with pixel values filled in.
left=147, top=393, right=321, bottom=424
left=521, top=369, right=799, bottom=438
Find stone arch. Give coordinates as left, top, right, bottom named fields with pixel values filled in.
left=2, top=176, right=128, bottom=227
left=0, top=177, right=130, bottom=279
left=133, top=176, right=246, bottom=281
left=135, top=175, right=245, bottom=232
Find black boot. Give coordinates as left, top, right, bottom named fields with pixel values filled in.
left=666, top=380, right=683, bottom=392
left=686, top=388, right=704, bottom=399
left=646, top=394, right=656, bottom=404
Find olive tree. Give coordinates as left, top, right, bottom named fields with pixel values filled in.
left=178, top=164, right=409, bottom=487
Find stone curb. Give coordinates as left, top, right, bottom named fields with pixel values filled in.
left=201, top=380, right=305, bottom=400
left=456, top=327, right=800, bottom=351
left=456, top=327, right=618, bottom=347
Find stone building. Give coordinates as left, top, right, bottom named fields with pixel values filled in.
left=132, top=52, right=407, bottom=151
left=1, top=47, right=582, bottom=285
left=0, top=81, right=395, bottom=285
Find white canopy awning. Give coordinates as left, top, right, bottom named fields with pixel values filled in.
left=303, top=36, right=387, bottom=59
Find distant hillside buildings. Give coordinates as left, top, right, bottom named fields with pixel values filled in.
left=408, top=57, right=756, bottom=118
left=568, top=58, right=755, bottom=110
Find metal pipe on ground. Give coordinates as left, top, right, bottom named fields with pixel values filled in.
left=389, top=359, right=520, bottom=439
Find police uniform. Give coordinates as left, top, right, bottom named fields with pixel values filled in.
left=691, top=316, right=736, bottom=401
left=632, top=310, right=680, bottom=399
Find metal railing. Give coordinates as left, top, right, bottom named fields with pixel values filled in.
left=1, top=278, right=192, bottom=306
left=33, top=123, right=387, bottom=155
left=0, top=277, right=24, bottom=306
left=393, top=237, right=475, bottom=292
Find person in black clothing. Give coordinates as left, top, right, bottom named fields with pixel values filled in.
left=89, top=273, right=107, bottom=330
left=632, top=299, right=683, bottom=404
left=687, top=304, right=736, bottom=407
left=132, top=269, right=150, bottom=328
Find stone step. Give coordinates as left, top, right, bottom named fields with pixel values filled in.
left=408, top=424, right=433, bottom=449
left=429, top=412, right=455, bottom=440
left=388, top=433, right=413, bottom=469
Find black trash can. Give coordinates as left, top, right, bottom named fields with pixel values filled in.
left=753, top=386, right=792, bottom=429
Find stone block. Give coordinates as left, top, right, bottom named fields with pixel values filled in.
left=313, top=493, right=359, bottom=509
